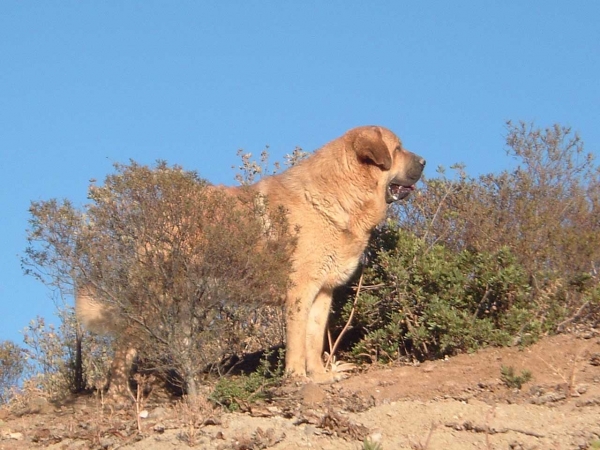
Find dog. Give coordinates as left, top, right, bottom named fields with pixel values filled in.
left=76, top=125, right=425, bottom=385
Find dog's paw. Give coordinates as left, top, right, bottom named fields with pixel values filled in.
left=310, top=371, right=347, bottom=384
left=284, top=368, right=312, bottom=386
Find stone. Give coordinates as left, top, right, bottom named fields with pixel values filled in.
left=299, top=382, right=326, bottom=406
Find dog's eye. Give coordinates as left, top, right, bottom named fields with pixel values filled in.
left=395, top=146, right=402, bottom=152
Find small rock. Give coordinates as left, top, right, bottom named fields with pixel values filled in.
left=63, top=439, right=89, bottom=449
left=8, top=432, right=24, bottom=440
left=575, top=397, right=600, bottom=407
left=150, top=406, right=168, bottom=419
left=529, top=385, right=544, bottom=397
left=139, top=410, right=149, bottom=419
left=28, top=396, right=53, bottom=414
left=529, top=392, right=567, bottom=405
left=303, top=424, right=316, bottom=437
left=369, top=432, right=383, bottom=443
left=153, top=423, right=165, bottom=433
left=99, top=436, right=117, bottom=448
left=299, top=382, right=326, bottom=406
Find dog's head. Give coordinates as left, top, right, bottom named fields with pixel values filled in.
left=348, top=126, right=425, bottom=203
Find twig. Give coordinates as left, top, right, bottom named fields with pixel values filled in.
left=485, top=405, right=496, bottom=450
left=472, top=285, right=491, bottom=322
left=422, top=422, right=436, bottom=449
left=534, top=340, right=591, bottom=397
left=325, top=268, right=364, bottom=370
left=445, top=421, right=545, bottom=438
left=555, top=301, right=590, bottom=332
left=128, top=380, right=143, bottom=433
left=420, top=184, right=456, bottom=259
left=127, top=374, right=153, bottom=434
left=409, top=422, right=436, bottom=449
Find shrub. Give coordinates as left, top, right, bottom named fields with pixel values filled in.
left=342, top=230, right=533, bottom=362
left=23, top=161, right=295, bottom=397
left=333, top=121, right=599, bottom=363
left=21, top=311, right=113, bottom=399
left=0, top=340, right=26, bottom=404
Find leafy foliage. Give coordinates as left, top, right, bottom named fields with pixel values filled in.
left=334, top=122, right=600, bottom=363
left=344, top=231, right=533, bottom=362
left=209, top=350, right=284, bottom=411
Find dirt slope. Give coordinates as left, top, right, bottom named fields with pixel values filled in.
left=2, top=333, right=600, bottom=449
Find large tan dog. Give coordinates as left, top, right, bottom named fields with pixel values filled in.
left=77, top=125, right=425, bottom=384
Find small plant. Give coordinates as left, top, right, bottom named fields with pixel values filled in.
left=209, top=350, right=283, bottom=411
left=500, top=365, right=532, bottom=389
left=175, top=394, right=216, bottom=446
left=363, top=437, right=383, bottom=450
left=128, top=373, right=155, bottom=433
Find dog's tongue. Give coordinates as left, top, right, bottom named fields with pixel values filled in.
left=392, top=184, right=414, bottom=195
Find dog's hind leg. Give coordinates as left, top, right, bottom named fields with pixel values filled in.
left=107, top=345, right=137, bottom=400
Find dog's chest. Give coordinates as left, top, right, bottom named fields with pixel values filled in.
left=320, top=234, right=368, bottom=288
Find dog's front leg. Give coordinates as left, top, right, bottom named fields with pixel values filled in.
left=284, top=284, right=319, bottom=378
left=305, top=288, right=333, bottom=377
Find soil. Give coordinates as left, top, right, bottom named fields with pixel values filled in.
left=2, top=332, right=600, bottom=450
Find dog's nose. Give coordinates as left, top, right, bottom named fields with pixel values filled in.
left=419, top=158, right=426, bottom=167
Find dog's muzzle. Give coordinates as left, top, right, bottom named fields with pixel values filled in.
left=386, top=184, right=415, bottom=203
left=386, top=156, right=426, bottom=203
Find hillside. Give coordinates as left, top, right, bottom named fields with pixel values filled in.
left=2, top=332, right=600, bottom=449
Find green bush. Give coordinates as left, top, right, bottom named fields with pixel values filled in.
left=343, top=230, right=534, bottom=362
left=331, top=122, right=599, bottom=364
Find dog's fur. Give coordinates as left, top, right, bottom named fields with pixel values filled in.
left=77, top=125, right=425, bottom=384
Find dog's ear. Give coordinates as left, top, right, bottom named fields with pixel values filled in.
left=352, top=127, right=392, bottom=171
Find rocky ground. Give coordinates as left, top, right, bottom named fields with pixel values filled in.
left=2, top=332, right=600, bottom=449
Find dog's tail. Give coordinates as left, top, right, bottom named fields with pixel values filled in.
left=75, top=285, right=119, bottom=335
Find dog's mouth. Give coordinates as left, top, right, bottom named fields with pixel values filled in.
left=386, top=183, right=415, bottom=203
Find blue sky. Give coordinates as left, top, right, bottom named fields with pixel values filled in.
left=1, top=2, right=599, bottom=345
